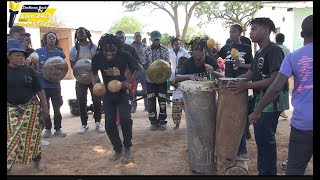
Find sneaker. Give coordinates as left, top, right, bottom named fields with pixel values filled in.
left=54, top=129, right=67, bottom=138
left=96, top=122, right=105, bottom=133
left=235, top=153, right=249, bottom=161
left=150, top=124, right=158, bottom=131
left=281, top=160, right=288, bottom=170
left=78, top=125, right=89, bottom=134
left=158, top=124, right=167, bottom=131
left=109, top=151, right=123, bottom=162
left=41, top=139, right=50, bottom=146
left=42, top=130, right=52, bottom=138
left=123, top=148, right=132, bottom=162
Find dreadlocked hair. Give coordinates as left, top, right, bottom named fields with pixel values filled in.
left=74, top=27, right=93, bottom=61
left=249, top=17, right=276, bottom=34
left=185, top=37, right=208, bottom=52
left=41, top=32, right=58, bottom=47
left=96, top=33, right=121, bottom=54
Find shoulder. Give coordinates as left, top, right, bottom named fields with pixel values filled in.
left=160, top=45, right=169, bottom=51
left=269, top=42, right=283, bottom=52
left=35, top=47, right=45, bottom=53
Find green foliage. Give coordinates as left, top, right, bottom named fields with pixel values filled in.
left=108, top=16, right=144, bottom=34
left=160, top=33, right=175, bottom=48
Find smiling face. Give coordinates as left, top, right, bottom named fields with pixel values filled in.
left=102, top=44, right=117, bottom=60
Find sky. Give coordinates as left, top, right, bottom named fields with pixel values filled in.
left=7, top=1, right=230, bottom=44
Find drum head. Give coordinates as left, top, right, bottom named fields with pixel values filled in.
left=73, top=59, right=92, bottom=85
left=42, top=56, right=68, bottom=82
left=180, top=80, right=217, bottom=93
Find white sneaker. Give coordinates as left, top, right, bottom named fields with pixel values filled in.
left=78, top=125, right=89, bottom=134
left=96, top=122, right=105, bottom=133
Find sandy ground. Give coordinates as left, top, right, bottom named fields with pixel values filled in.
left=9, top=79, right=313, bottom=175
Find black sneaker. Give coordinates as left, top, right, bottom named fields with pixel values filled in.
left=109, top=151, right=123, bottom=162
left=123, top=148, right=131, bottom=162
left=158, top=124, right=167, bottom=131
left=150, top=124, right=158, bottom=131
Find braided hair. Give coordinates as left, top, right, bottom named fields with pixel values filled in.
left=74, top=27, right=93, bottom=61
left=186, top=37, right=208, bottom=52
left=249, top=17, right=276, bottom=34
left=96, top=33, right=121, bottom=54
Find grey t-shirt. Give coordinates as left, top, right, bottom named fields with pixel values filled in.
left=69, top=43, right=98, bottom=62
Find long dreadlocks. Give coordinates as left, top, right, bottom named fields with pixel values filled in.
left=74, top=27, right=93, bottom=61
left=96, top=33, right=121, bottom=54
left=249, top=17, right=276, bottom=34
left=185, top=37, right=208, bottom=53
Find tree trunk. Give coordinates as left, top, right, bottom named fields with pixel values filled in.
left=173, top=8, right=180, bottom=38
left=181, top=10, right=192, bottom=41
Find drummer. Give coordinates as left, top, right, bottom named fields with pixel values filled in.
left=69, top=27, right=105, bottom=134
left=35, top=32, right=67, bottom=138
left=175, top=37, right=223, bottom=83
left=218, top=24, right=253, bottom=161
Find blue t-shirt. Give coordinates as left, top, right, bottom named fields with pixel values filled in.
left=35, top=47, right=65, bottom=89
left=279, top=43, right=313, bottom=131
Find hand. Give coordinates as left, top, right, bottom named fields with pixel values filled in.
left=25, top=57, right=31, bottom=65
left=234, top=59, right=241, bottom=68
left=121, top=80, right=131, bottom=89
left=189, top=75, right=202, bottom=81
left=226, top=79, right=247, bottom=94
left=40, top=107, right=49, bottom=126
left=204, top=63, right=214, bottom=74
left=248, top=111, right=261, bottom=124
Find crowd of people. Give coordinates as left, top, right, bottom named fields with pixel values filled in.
left=7, top=14, right=313, bottom=175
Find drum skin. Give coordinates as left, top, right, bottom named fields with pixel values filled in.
left=42, top=56, right=68, bottom=82
left=73, top=59, right=92, bottom=85
left=147, top=59, right=171, bottom=84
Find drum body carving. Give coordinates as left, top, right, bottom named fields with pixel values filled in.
left=73, top=59, right=92, bottom=85
left=42, top=56, right=68, bottom=82
left=146, top=59, right=171, bottom=84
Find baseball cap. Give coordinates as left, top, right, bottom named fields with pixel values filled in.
left=150, top=30, right=161, bottom=41
left=7, top=39, right=28, bottom=57
left=9, top=26, right=31, bottom=36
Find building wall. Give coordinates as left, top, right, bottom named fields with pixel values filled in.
left=293, top=7, right=313, bottom=51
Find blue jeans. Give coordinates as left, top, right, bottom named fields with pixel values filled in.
left=286, top=126, right=313, bottom=175
left=253, top=111, right=281, bottom=175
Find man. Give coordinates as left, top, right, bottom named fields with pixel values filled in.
left=144, top=30, right=170, bottom=130
left=249, top=15, right=313, bottom=175
left=115, top=31, right=141, bottom=113
left=35, top=32, right=67, bottom=138
left=218, top=24, right=253, bottom=161
left=227, top=17, right=289, bottom=175
left=131, top=32, right=148, bottom=111
left=226, top=36, right=252, bottom=48
left=8, top=26, right=30, bottom=43
left=91, top=33, right=142, bottom=162
left=69, top=27, right=105, bottom=134
left=275, top=32, right=291, bottom=119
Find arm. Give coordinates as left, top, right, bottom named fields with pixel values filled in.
left=91, top=55, right=100, bottom=85
left=237, top=45, right=253, bottom=70
left=69, top=47, right=77, bottom=68
left=237, top=69, right=254, bottom=81
left=238, top=63, right=251, bottom=69
left=163, top=47, right=170, bottom=64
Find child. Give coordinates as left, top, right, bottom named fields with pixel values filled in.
left=170, top=56, right=188, bottom=129
left=7, top=39, right=49, bottom=173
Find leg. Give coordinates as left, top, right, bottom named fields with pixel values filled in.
left=172, top=98, right=183, bottom=130
left=50, top=88, right=66, bottom=137
left=253, top=111, right=280, bottom=175
left=89, top=84, right=102, bottom=123
left=131, top=79, right=138, bottom=113
left=237, top=129, right=249, bottom=160
left=76, top=81, right=89, bottom=126
left=286, top=127, right=313, bottom=175
left=43, top=89, right=52, bottom=131
left=104, top=95, right=123, bottom=161
left=140, top=69, right=148, bottom=110
left=146, top=82, right=158, bottom=129
left=157, top=82, right=167, bottom=128
left=166, top=80, right=171, bottom=107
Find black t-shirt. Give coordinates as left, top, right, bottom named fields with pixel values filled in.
left=7, top=65, right=42, bottom=105
left=218, top=43, right=253, bottom=78
left=91, top=50, right=139, bottom=94
left=178, top=56, right=219, bottom=79
left=122, top=44, right=140, bottom=64
left=250, top=42, right=285, bottom=90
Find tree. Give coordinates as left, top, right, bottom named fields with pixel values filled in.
left=122, top=1, right=218, bottom=41
left=195, top=1, right=262, bottom=35
left=160, top=33, right=175, bottom=48
left=108, top=16, right=144, bottom=34
left=184, top=26, right=206, bottom=44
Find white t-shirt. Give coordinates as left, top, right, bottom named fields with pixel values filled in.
left=169, top=47, right=191, bottom=72
left=170, top=69, right=183, bottom=100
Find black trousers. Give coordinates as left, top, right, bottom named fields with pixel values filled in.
left=146, top=81, right=167, bottom=125
left=44, top=88, right=63, bottom=131
left=75, top=81, right=102, bottom=125
left=103, top=92, right=133, bottom=153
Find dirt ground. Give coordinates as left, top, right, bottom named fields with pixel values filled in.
left=9, top=80, right=313, bottom=175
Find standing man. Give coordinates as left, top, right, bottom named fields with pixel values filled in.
left=227, top=17, right=290, bottom=175
left=249, top=15, right=313, bottom=175
left=131, top=32, right=148, bottom=111
left=69, top=27, right=105, bottom=134
left=218, top=24, right=253, bottom=161
left=91, top=33, right=142, bottom=162
left=35, top=32, right=67, bottom=138
left=275, top=32, right=291, bottom=119
left=144, top=30, right=170, bottom=130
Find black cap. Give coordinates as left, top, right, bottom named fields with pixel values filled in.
left=9, top=26, right=30, bottom=36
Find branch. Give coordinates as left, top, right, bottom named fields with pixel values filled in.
left=150, top=1, right=174, bottom=20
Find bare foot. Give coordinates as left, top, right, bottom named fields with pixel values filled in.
left=34, top=161, right=45, bottom=171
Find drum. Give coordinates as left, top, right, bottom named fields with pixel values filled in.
left=146, top=59, right=171, bottom=84
left=215, top=78, right=248, bottom=175
left=73, top=58, right=92, bottom=85
left=180, top=80, right=218, bottom=175
left=42, top=56, right=68, bottom=82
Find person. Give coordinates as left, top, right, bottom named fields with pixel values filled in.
left=227, top=17, right=290, bottom=175
left=226, top=36, right=252, bottom=48
left=115, top=31, right=141, bottom=113
left=275, top=32, right=291, bottom=119
left=168, top=37, right=191, bottom=108
left=7, top=39, right=49, bottom=172
left=170, top=56, right=188, bottom=130
left=91, top=33, right=142, bottom=162
left=218, top=24, right=253, bottom=161
left=131, top=32, right=148, bottom=111
left=175, top=37, right=224, bottom=83
left=249, top=15, right=313, bottom=175
left=8, top=26, right=30, bottom=43
left=35, top=32, right=67, bottom=138
left=69, top=27, right=105, bottom=134
left=144, top=30, right=170, bottom=130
